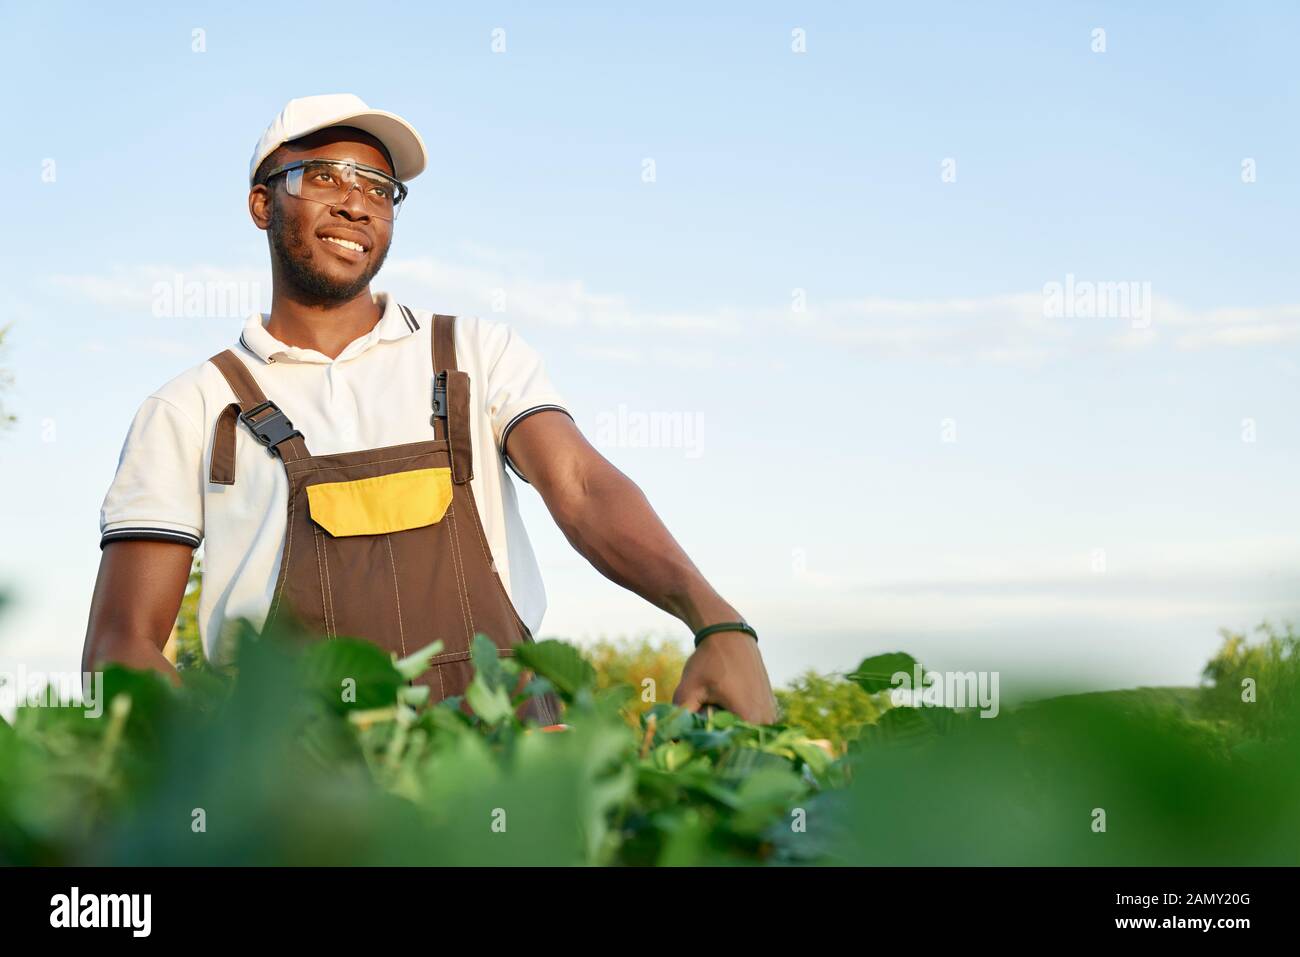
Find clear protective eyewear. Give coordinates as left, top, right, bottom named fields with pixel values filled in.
left=259, top=158, right=408, bottom=221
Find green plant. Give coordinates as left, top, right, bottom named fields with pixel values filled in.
left=1201, top=620, right=1300, bottom=743
left=0, top=615, right=831, bottom=866
left=1, top=616, right=1296, bottom=866
left=583, top=634, right=688, bottom=728
left=775, top=670, right=883, bottom=754
left=171, top=556, right=205, bottom=670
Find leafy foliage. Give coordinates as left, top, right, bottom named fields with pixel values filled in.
left=775, top=670, right=883, bottom=754
left=582, top=634, right=687, bottom=727
left=170, top=556, right=205, bottom=671
left=1201, top=620, right=1300, bottom=742
left=0, top=614, right=831, bottom=866
left=1, top=612, right=1297, bottom=866
left=845, top=652, right=922, bottom=694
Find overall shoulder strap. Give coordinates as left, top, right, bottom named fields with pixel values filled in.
left=206, top=350, right=311, bottom=485
left=432, top=312, right=459, bottom=372
left=430, top=314, right=473, bottom=485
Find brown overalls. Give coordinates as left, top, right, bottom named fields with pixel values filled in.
left=204, top=312, right=561, bottom=725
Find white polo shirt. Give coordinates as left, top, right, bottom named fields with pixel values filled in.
left=98, top=291, right=572, bottom=667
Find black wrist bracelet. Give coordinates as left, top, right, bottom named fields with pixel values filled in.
left=693, top=621, right=758, bottom=649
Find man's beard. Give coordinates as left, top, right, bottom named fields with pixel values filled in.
left=268, top=200, right=389, bottom=305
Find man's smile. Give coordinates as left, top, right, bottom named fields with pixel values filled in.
left=316, top=228, right=371, bottom=260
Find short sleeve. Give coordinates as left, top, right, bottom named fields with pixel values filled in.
left=481, top=321, right=574, bottom=485
left=99, top=394, right=205, bottom=549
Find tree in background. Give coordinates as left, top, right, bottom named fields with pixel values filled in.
left=1202, top=620, right=1299, bottom=741
left=165, top=553, right=205, bottom=670
left=583, top=634, right=688, bottom=727
left=776, top=670, right=883, bottom=755
left=169, top=555, right=205, bottom=670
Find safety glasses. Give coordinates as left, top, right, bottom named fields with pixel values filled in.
left=259, top=158, right=408, bottom=221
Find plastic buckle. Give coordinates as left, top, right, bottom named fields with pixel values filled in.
left=431, top=371, right=448, bottom=422
left=239, top=400, right=303, bottom=454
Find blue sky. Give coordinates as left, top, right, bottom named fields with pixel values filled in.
left=1, top=1, right=1297, bottom=698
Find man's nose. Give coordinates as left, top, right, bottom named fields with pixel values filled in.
left=333, top=183, right=371, bottom=219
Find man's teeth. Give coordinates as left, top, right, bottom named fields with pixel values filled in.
left=323, top=236, right=364, bottom=252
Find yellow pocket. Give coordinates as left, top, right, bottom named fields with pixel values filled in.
left=306, top=467, right=453, bottom=537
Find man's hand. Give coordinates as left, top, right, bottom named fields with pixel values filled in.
left=505, top=410, right=779, bottom=726
left=673, top=631, right=778, bottom=725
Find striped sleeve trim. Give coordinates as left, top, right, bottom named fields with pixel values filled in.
left=499, top=404, right=574, bottom=484
left=100, top=527, right=201, bottom=550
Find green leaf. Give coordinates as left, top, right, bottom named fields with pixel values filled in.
left=855, top=703, right=938, bottom=747
left=727, top=768, right=809, bottom=834
left=733, top=765, right=806, bottom=808
left=711, top=710, right=740, bottom=729
left=300, top=638, right=405, bottom=711
left=464, top=673, right=514, bottom=725
left=847, top=652, right=922, bottom=694
left=652, top=741, right=697, bottom=773
left=789, top=739, right=832, bottom=776
left=398, top=684, right=431, bottom=708
left=649, top=704, right=698, bottom=742
left=514, top=640, right=596, bottom=699
left=393, top=639, right=444, bottom=681
left=470, top=634, right=506, bottom=691
left=681, top=728, right=737, bottom=752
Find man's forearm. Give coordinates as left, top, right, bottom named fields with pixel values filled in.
left=509, top=412, right=777, bottom=723
left=550, top=460, right=743, bottom=633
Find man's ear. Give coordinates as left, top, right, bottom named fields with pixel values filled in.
left=249, top=184, right=273, bottom=230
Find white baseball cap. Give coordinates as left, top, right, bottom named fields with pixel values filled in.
left=249, top=93, right=428, bottom=187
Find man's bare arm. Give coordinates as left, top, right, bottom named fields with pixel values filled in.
left=504, top=410, right=777, bottom=723
left=505, top=411, right=738, bottom=630
left=82, top=540, right=193, bottom=687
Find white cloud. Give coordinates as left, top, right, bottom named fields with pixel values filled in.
left=43, top=254, right=1300, bottom=364
left=1150, top=300, right=1300, bottom=349
left=44, top=265, right=268, bottom=317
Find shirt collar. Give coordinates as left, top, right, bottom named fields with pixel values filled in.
left=238, top=291, right=420, bottom=365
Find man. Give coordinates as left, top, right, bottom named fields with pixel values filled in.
left=83, top=94, right=776, bottom=724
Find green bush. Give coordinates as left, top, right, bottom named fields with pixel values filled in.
left=582, top=634, right=688, bottom=729
left=775, top=670, right=883, bottom=754
left=1201, top=620, right=1300, bottom=743
left=1, top=614, right=1296, bottom=866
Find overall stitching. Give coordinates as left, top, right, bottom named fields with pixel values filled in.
left=312, top=525, right=333, bottom=638
left=287, top=448, right=443, bottom=476
left=463, top=484, right=532, bottom=639
left=424, top=647, right=518, bottom=665
left=445, top=503, right=475, bottom=647
left=447, top=496, right=478, bottom=647
left=385, top=535, right=407, bottom=656
left=322, top=528, right=338, bottom=638
left=270, top=485, right=297, bottom=623
left=461, top=466, right=557, bottom=724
